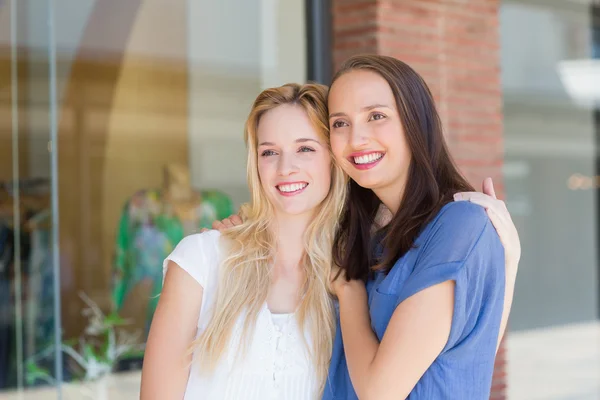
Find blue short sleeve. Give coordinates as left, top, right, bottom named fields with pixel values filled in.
left=323, top=202, right=506, bottom=400
left=396, top=202, right=505, bottom=351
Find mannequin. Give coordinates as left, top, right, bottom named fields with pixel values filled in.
left=111, top=163, right=232, bottom=346
left=161, top=163, right=203, bottom=232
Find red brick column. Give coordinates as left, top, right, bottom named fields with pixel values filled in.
left=332, top=1, right=506, bottom=399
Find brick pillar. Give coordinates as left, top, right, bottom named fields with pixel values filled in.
left=332, top=1, right=506, bottom=399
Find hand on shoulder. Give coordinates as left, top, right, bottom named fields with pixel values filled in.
left=200, top=214, right=243, bottom=233
left=453, top=177, right=521, bottom=269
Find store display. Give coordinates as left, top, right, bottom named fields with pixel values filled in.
left=111, top=164, right=233, bottom=337
left=0, top=180, right=54, bottom=390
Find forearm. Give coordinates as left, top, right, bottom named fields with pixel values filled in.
left=141, top=262, right=202, bottom=399
left=336, top=279, right=456, bottom=400
left=140, top=336, right=191, bottom=399
left=338, top=283, right=380, bottom=399
left=497, top=261, right=516, bottom=352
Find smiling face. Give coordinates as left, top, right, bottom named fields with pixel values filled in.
left=328, top=69, right=412, bottom=210
left=256, top=103, right=332, bottom=219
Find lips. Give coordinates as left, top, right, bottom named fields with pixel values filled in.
left=276, top=182, right=309, bottom=196
left=347, top=151, right=385, bottom=170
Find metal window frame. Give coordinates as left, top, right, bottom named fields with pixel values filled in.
left=305, top=0, right=333, bottom=85
left=592, top=2, right=600, bottom=319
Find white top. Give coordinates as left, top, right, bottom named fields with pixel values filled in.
left=162, top=230, right=319, bottom=400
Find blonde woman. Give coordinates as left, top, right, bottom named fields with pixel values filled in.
left=140, top=83, right=347, bottom=399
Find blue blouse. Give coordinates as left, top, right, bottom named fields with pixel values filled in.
left=323, top=201, right=505, bottom=399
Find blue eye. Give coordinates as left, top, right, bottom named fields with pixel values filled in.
left=261, top=150, right=277, bottom=157
left=299, top=146, right=315, bottom=153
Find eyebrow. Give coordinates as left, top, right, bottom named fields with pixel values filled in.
left=328, top=103, right=392, bottom=119
left=258, top=138, right=322, bottom=146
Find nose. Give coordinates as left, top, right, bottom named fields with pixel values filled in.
left=349, top=125, right=370, bottom=149
left=277, top=153, right=298, bottom=176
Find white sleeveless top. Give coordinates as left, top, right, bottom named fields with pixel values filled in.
left=162, top=230, right=319, bottom=400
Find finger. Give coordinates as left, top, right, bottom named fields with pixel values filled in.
left=485, top=207, right=519, bottom=253
left=455, top=193, right=510, bottom=225
left=482, top=177, right=497, bottom=199
left=485, top=209, right=515, bottom=258
left=488, top=209, right=520, bottom=266
left=471, top=194, right=510, bottom=221
left=484, top=207, right=506, bottom=239
left=454, top=192, right=496, bottom=207
left=212, top=220, right=225, bottom=230
left=230, top=215, right=243, bottom=225
left=456, top=191, right=506, bottom=213
left=222, top=218, right=235, bottom=228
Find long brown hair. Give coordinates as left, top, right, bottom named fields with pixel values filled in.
left=330, top=54, right=473, bottom=281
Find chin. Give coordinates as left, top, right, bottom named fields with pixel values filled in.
left=279, top=206, right=314, bottom=216
left=349, top=176, right=382, bottom=190
left=273, top=201, right=320, bottom=218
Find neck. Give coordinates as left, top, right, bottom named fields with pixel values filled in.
left=372, top=173, right=409, bottom=215
left=271, top=213, right=312, bottom=270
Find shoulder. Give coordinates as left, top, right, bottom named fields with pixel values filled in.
left=176, top=230, right=222, bottom=256
left=427, top=201, right=491, bottom=244
left=417, top=201, right=499, bottom=265
left=394, top=201, right=503, bottom=305
left=432, top=201, right=488, bottom=232
left=163, top=230, right=222, bottom=287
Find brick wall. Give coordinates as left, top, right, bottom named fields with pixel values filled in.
left=331, top=0, right=506, bottom=399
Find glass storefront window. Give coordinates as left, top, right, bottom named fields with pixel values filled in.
left=502, top=0, right=598, bottom=330
left=1, top=0, right=309, bottom=397
left=1, top=0, right=60, bottom=396
left=501, top=0, right=600, bottom=398
left=9, top=1, right=598, bottom=399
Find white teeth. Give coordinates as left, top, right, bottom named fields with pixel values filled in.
left=278, top=183, right=308, bottom=193
left=353, top=153, right=383, bottom=165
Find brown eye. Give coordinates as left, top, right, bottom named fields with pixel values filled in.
left=369, top=113, right=386, bottom=121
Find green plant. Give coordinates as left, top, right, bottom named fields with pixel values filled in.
left=25, top=292, right=145, bottom=385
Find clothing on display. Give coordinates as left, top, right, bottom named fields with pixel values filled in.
left=0, top=222, right=11, bottom=389
left=112, top=185, right=233, bottom=337
left=0, top=179, right=54, bottom=390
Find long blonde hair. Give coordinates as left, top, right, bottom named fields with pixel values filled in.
left=191, top=83, right=347, bottom=392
